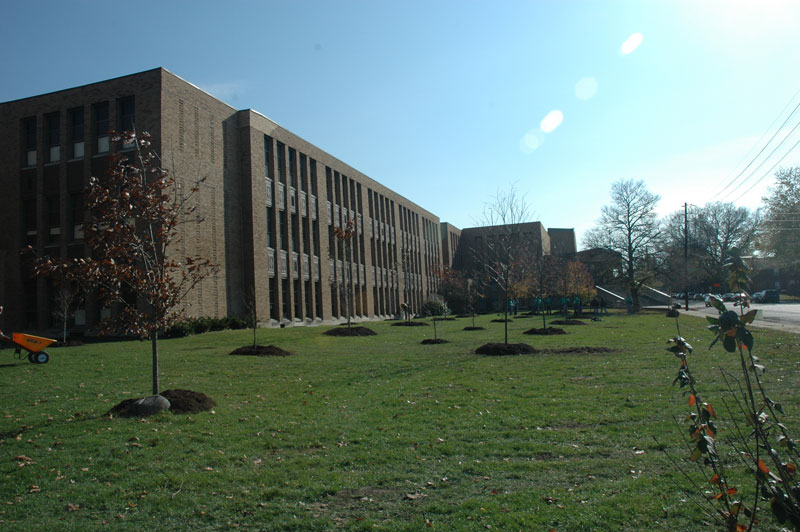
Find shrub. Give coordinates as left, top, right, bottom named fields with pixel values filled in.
left=420, top=295, right=449, bottom=318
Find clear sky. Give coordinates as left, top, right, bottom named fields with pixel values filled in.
left=3, top=0, right=799, bottom=247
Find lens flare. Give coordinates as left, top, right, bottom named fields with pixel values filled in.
left=620, top=32, right=643, bottom=55
left=540, top=110, right=563, bottom=133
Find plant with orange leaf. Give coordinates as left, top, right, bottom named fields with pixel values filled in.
left=663, top=295, right=799, bottom=531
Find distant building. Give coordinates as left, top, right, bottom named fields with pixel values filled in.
left=0, top=68, right=444, bottom=331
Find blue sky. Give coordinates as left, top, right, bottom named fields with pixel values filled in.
left=3, top=0, right=799, bottom=247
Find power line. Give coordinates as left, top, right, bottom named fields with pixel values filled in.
left=711, top=86, right=800, bottom=196
left=720, top=118, right=800, bottom=201
left=730, top=135, right=800, bottom=203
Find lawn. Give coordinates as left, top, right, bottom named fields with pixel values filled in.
left=1, top=311, right=798, bottom=531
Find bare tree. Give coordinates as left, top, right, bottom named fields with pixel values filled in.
left=473, top=185, right=536, bottom=343
left=333, top=218, right=356, bottom=330
left=243, top=285, right=258, bottom=348
left=33, top=131, right=217, bottom=396
left=759, top=166, right=800, bottom=267
left=51, top=282, right=78, bottom=344
left=584, top=179, right=661, bottom=311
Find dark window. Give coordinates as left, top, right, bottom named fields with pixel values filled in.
left=23, top=200, right=37, bottom=231
left=22, top=117, right=37, bottom=167
left=69, top=107, right=85, bottom=159
left=45, top=113, right=60, bottom=163
left=117, top=96, right=135, bottom=132
left=92, top=102, right=109, bottom=154
left=289, top=148, right=297, bottom=187
left=277, top=142, right=285, bottom=183
left=310, top=159, right=317, bottom=195
left=299, top=154, right=307, bottom=192
left=264, top=135, right=273, bottom=178
left=266, top=206, right=275, bottom=248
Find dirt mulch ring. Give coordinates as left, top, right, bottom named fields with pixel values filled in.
left=107, top=389, right=215, bottom=416
left=550, top=319, right=588, bottom=326
left=324, top=326, right=377, bottom=336
left=544, top=347, right=615, bottom=354
left=391, top=321, right=429, bottom=327
left=161, top=389, right=216, bottom=414
left=229, top=345, right=293, bottom=357
left=421, top=338, right=449, bottom=345
left=476, top=342, right=537, bottom=356
left=524, top=327, right=567, bottom=335
left=476, top=344, right=615, bottom=356
left=463, top=326, right=486, bottom=331
left=432, top=317, right=457, bottom=321
left=490, top=318, right=513, bottom=323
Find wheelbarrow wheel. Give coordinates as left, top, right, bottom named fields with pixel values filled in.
left=28, top=352, right=36, bottom=363
left=35, top=352, right=49, bottom=364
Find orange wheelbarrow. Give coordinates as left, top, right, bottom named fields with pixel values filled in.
left=1, top=331, right=56, bottom=364
left=0, top=306, right=56, bottom=364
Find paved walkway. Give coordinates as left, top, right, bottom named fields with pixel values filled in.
left=674, top=303, right=800, bottom=335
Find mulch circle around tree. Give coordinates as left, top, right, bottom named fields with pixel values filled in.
left=475, top=342, right=537, bottom=356
left=324, top=326, right=377, bottom=336
left=523, top=327, right=567, bottom=335
left=421, top=338, right=449, bottom=344
left=432, top=317, right=456, bottom=321
left=475, top=344, right=614, bottom=356
left=391, top=321, right=429, bottom=327
left=107, top=389, right=215, bottom=416
left=550, top=319, right=588, bottom=326
left=462, top=326, right=486, bottom=331
left=161, top=389, right=216, bottom=414
left=490, top=318, right=513, bottom=323
left=229, top=345, right=293, bottom=357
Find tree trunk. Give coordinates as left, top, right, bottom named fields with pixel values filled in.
left=62, top=314, right=68, bottom=344
left=151, top=330, right=159, bottom=396
left=504, top=278, right=509, bottom=344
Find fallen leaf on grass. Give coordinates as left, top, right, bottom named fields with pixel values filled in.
left=65, top=503, right=80, bottom=512
left=405, top=493, right=426, bottom=500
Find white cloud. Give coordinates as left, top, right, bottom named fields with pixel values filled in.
left=575, top=77, right=598, bottom=100
left=540, top=110, right=564, bottom=133
left=620, top=33, right=643, bottom=55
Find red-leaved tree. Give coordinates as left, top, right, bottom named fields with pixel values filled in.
left=32, top=131, right=217, bottom=395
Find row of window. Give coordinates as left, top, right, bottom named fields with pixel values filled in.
left=21, top=97, right=134, bottom=166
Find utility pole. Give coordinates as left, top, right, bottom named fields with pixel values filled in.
left=684, top=202, right=689, bottom=311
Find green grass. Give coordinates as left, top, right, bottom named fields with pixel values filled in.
left=1, top=312, right=798, bottom=531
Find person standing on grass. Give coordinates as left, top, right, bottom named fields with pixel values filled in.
left=625, top=294, right=633, bottom=314
left=590, top=296, right=600, bottom=320
left=600, top=296, right=609, bottom=315
left=573, top=295, right=582, bottom=317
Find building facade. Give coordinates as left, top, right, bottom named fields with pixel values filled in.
left=0, top=68, right=443, bottom=331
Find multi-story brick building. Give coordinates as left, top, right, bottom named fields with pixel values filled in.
left=0, top=68, right=444, bottom=331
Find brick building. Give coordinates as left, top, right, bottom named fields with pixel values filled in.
left=0, top=68, right=444, bottom=331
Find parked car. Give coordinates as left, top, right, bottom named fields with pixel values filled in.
left=722, top=292, right=735, bottom=302
left=705, top=294, right=722, bottom=307
left=752, top=289, right=780, bottom=303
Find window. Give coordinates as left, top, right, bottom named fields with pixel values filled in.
left=117, top=97, right=135, bottom=149
left=277, top=142, right=285, bottom=183
left=118, top=96, right=135, bottom=130
left=22, top=117, right=36, bottom=167
left=289, top=148, right=297, bottom=187
left=92, top=102, right=109, bottom=154
left=45, top=113, right=60, bottom=163
left=69, top=107, right=84, bottom=159
left=264, top=135, right=273, bottom=178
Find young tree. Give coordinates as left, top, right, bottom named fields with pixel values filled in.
left=661, top=203, right=759, bottom=291
left=51, top=282, right=78, bottom=344
left=473, top=186, right=536, bottom=344
left=584, top=179, right=661, bottom=311
left=333, top=218, right=356, bottom=330
left=33, top=131, right=217, bottom=396
left=759, top=166, right=800, bottom=266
